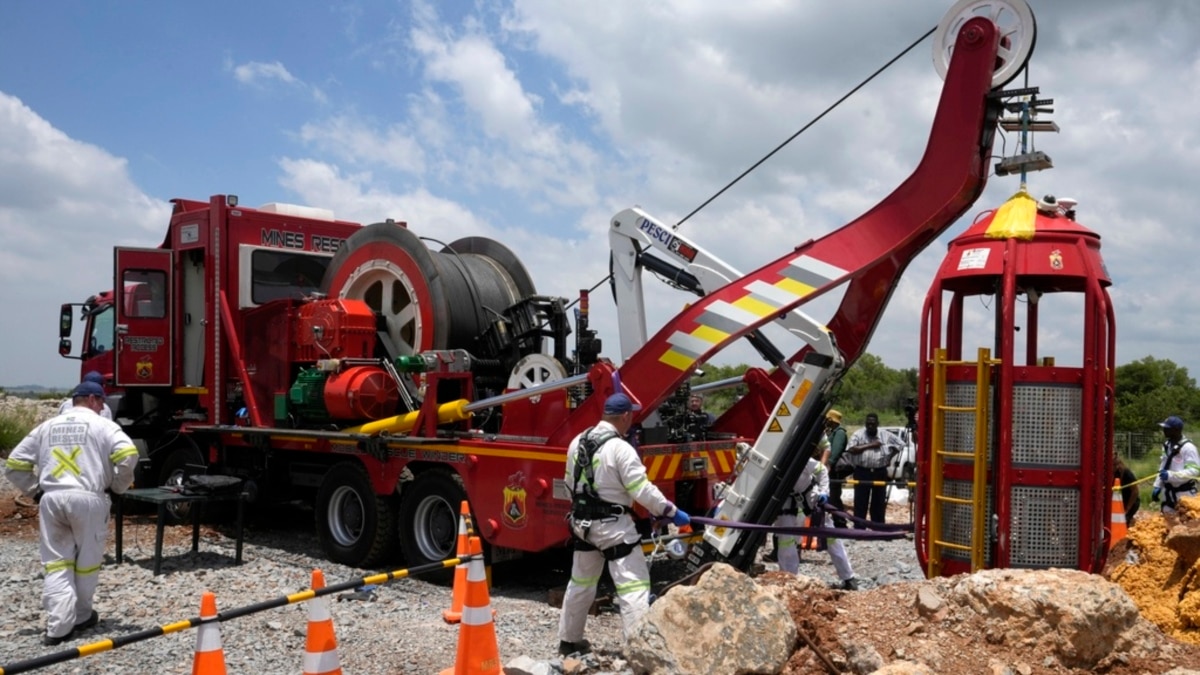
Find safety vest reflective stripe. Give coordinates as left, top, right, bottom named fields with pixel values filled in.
left=570, top=573, right=600, bottom=587
left=45, top=559, right=75, bottom=574
left=615, top=578, right=650, bottom=596
left=51, top=447, right=83, bottom=478
left=110, top=446, right=138, bottom=463
left=625, top=475, right=648, bottom=493
left=5, top=458, right=34, bottom=472
left=76, top=562, right=102, bottom=575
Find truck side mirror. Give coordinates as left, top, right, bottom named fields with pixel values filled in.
left=59, top=304, right=73, bottom=338
left=59, top=338, right=72, bottom=356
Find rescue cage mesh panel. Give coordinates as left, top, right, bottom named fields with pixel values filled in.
left=1011, top=383, right=1082, bottom=467
left=944, top=382, right=995, bottom=466
left=1008, top=486, right=1079, bottom=568
left=941, top=479, right=993, bottom=566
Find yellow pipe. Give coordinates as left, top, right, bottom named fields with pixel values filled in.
left=343, top=399, right=471, bottom=435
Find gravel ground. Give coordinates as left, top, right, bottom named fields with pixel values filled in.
left=0, top=482, right=923, bottom=674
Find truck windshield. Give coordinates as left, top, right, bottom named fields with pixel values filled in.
left=251, top=249, right=331, bottom=303
left=88, top=305, right=114, bottom=356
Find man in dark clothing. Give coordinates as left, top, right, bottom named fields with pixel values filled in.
left=823, top=410, right=850, bottom=531
left=846, top=413, right=901, bottom=527
left=1113, top=456, right=1139, bottom=526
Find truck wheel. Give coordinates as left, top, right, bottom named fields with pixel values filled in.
left=398, top=471, right=468, bottom=573
left=158, top=444, right=204, bottom=524
left=316, top=462, right=397, bottom=567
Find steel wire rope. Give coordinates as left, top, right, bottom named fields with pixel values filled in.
left=502, top=24, right=939, bottom=348
left=418, top=236, right=492, bottom=338
left=674, top=24, right=937, bottom=230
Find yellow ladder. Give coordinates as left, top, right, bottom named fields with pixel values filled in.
left=926, top=347, right=996, bottom=577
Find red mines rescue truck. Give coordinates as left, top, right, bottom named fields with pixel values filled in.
left=57, top=4, right=1035, bottom=573
left=56, top=195, right=742, bottom=568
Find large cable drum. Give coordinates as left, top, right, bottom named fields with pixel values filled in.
left=320, top=222, right=537, bottom=357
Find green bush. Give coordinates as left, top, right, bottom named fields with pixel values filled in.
left=0, top=407, right=40, bottom=456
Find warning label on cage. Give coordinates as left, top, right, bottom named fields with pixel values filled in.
left=957, top=248, right=990, bottom=270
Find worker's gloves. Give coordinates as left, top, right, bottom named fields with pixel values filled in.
left=1151, top=487, right=1162, bottom=502
left=1159, top=470, right=1171, bottom=483
left=817, top=494, right=828, bottom=505
left=671, top=508, right=691, bottom=527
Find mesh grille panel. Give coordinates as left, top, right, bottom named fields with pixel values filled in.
left=1011, top=384, right=1081, bottom=466
left=944, top=382, right=994, bottom=465
left=941, top=479, right=993, bottom=565
left=1009, top=486, right=1079, bottom=567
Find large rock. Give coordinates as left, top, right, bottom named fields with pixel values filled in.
left=946, top=568, right=1140, bottom=669
left=625, top=563, right=796, bottom=675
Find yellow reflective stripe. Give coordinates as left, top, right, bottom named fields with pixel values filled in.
left=775, top=276, right=815, bottom=297
left=5, top=458, right=34, bottom=472
left=691, top=324, right=729, bottom=344
left=45, top=559, right=75, bottom=574
left=615, top=578, right=651, bottom=595
left=644, top=455, right=665, bottom=481
left=731, top=294, right=777, bottom=318
left=714, top=450, right=732, bottom=474
left=51, top=447, right=83, bottom=478
left=77, top=640, right=115, bottom=656
left=659, top=349, right=693, bottom=371
left=75, top=562, right=102, bottom=575
left=110, top=446, right=139, bottom=463
left=571, top=574, right=600, bottom=587
left=625, top=475, right=648, bottom=493
left=664, top=454, right=682, bottom=479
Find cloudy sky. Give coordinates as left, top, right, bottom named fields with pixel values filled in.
left=1, top=0, right=1197, bottom=391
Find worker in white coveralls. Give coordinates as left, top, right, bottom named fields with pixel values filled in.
left=3, top=380, right=138, bottom=646
left=1151, top=415, right=1200, bottom=515
left=775, top=434, right=860, bottom=590
left=57, top=371, right=113, bottom=420
left=558, top=392, right=691, bottom=657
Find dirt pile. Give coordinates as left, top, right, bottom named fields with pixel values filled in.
left=761, top=565, right=1200, bottom=674
left=1105, top=495, right=1200, bottom=645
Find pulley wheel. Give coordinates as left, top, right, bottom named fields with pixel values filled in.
left=932, top=0, right=1036, bottom=88
left=506, top=353, right=567, bottom=403
left=320, top=222, right=536, bottom=356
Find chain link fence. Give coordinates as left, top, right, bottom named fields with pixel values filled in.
left=1114, top=431, right=1157, bottom=460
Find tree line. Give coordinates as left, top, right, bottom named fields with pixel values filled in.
left=692, top=354, right=1198, bottom=432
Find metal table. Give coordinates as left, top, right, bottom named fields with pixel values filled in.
left=114, top=487, right=246, bottom=575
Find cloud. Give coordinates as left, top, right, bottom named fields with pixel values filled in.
left=297, top=116, right=426, bottom=174
left=0, top=91, right=170, bottom=386
left=227, top=58, right=328, bottom=103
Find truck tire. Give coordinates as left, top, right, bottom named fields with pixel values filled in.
left=316, top=462, right=397, bottom=568
left=398, top=471, right=468, bottom=574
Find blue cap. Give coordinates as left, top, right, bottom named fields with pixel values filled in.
left=83, top=371, right=105, bottom=384
left=72, top=381, right=105, bottom=398
left=603, top=393, right=641, bottom=415
left=1159, top=415, right=1184, bottom=430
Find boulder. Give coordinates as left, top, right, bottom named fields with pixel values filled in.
left=625, top=563, right=796, bottom=674
left=948, top=568, right=1139, bottom=669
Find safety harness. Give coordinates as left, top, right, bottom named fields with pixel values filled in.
left=782, top=480, right=817, bottom=517
left=1160, top=437, right=1199, bottom=509
left=568, top=427, right=637, bottom=561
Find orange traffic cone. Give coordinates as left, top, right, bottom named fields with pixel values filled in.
left=444, top=500, right=472, bottom=624
left=1108, top=479, right=1128, bottom=550
left=800, top=516, right=819, bottom=550
left=192, top=592, right=227, bottom=675
left=303, top=569, right=343, bottom=675
left=440, top=536, right=501, bottom=675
